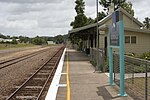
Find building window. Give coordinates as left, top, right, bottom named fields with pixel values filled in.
left=131, top=36, right=136, bottom=44
left=125, top=36, right=136, bottom=44
left=125, top=36, right=130, bottom=43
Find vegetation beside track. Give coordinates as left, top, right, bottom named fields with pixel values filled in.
left=0, top=43, right=37, bottom=50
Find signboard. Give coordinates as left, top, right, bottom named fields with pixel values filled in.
left=109, top=11, right=122, bottom=46
left=110, top=23, right=119, bottom=46
left=108, top=10, right=126, bottom=96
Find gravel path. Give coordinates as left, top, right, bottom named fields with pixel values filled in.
left=0, top=45, right=62, bottom=99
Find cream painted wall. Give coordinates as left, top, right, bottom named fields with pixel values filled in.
left=102, top=14, right=141, bottom=28
left=98, top=30, right=150, bottom=55
left=99, top=34, right=105, bottom=49
left=124, top=31, right=150, bottom=54
left=123, top=15, right=141, bottom=28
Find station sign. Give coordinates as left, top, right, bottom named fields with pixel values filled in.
left=110, top=23, right=119, bottom=46
left=109, top=11, right=122, bottom=46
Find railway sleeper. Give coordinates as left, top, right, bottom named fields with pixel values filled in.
left=38, top=69, right=51, bottom=73
left=15, top=95, right=37, bottom=99
left=36, top=72, right=50, bottom=75
left=43, top=64, right=54, bottom=68
left=41, top=67, right=53, bottom=70
left=24, top=77, right=48, bottom=80
left=26, top=81, right=46, bottom=86
left=33, top=75, right=49, bottom=79
left=49, top=60, right=57, bottom=63
left=46, top=62, right=56, bottom=66
left=17, top=89, right=42, bottom=93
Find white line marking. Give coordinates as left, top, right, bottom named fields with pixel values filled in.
left=56, top=84, right=67, bottom=87
left=45, top=48, right=66, bottom=100
left=61, top=73, right=67, bottom=75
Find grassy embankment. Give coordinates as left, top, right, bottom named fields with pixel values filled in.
left=0, top=43, right=37, bottom=50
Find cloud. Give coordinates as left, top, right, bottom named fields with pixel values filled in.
left=0, top=0, right=149, bottom=37
left=0, top=0, right=75, bottom=37
left=128, top=0, right=150, bottom=22
left=0, top=0, right=62, bottom=4
left=85, top=0, right=96, bottom=7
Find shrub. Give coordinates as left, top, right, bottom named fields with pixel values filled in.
left=140, top=52, right=150, bottom=60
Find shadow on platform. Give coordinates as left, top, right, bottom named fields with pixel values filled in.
left=96, top=85, right=120, bottom=100
left=65, top=50, right=90, bottom=61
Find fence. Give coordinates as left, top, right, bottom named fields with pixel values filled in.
left=90, top=48, right=105, bottom=72
left=113, top=53, right=150, bottom=100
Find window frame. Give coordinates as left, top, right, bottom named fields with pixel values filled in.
left=131, top=36, right=136, bottom=44
left=125, top=35, right=137, bottom=44
left=125, top=36, right=130, bottom=44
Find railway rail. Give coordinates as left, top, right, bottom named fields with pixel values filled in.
left=5, top=46, right=65, bottom=100
left=0, top=47, right=52, bottom=70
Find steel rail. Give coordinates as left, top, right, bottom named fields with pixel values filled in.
left=36, top=48, right=63, bottom=100
left=6, top=46, right=64, bottom=100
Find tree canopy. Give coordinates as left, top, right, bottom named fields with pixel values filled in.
left=70, top=0, right=94, bottom=29
left=143, top=17, right=150, bottom=29
left=99, top=0, right=134, bottom=16
left=94, top=11, right=107, bottom=22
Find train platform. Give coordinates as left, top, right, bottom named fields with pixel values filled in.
left=46, top=48, right=133, bottom=100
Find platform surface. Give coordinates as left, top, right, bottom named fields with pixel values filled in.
left=56, top=49, right=133, bottom=100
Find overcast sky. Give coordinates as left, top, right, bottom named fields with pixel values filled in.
left=0, top=0, right=149, bottom=37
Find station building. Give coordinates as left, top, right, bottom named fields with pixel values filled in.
left=68, top=7, right=150, bottom=69
left=69, top=8, right=150, bottom=56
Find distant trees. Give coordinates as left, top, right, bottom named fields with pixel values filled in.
left=53, top=35, right=64, bottom=44
left=0, top=33, right=69, bottom=45
left=11, top=39, right=18, bottom=44
left=0, top=33, right=8, bottom=39
left=18, top=36, right=30, bottom=43
left=31, top=36, right=47, bottom=45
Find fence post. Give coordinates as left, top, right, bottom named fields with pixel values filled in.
left=113, top=53, right=116, bottom=81
left=102, top=49, right=105, bottom=72
left=145, top=61, right=148, bottom=100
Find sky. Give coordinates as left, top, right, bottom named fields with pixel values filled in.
left=0, top=0, right=149, bottom=37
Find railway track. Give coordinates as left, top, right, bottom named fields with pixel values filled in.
left=0, top=47, right=52, bottom=70
left=5, top=46, right=65, bottom=100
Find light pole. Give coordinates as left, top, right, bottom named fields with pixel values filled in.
left=96, top=0, right=99, bottom=71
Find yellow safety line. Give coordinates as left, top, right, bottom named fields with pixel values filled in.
left=66, top=48, right=70, bottom=100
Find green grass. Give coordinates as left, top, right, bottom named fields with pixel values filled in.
left=0, top=43, right=37, bottom=50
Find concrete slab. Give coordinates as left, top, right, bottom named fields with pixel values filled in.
left=57, top=49, right=133, bottom=100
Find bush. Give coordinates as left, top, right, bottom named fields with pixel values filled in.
left=11, top=39, right=18, bottom=44
left=104, top=59, right=109, bottom=72
left=90, top=60, right=97, bottom=67
left=140, top=52, right=150, bottom=60
left=31, top=37, right=47, bottom=45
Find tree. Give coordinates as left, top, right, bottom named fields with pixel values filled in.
left=122, top=1, right=134, bottom=16
left=70, top=0, right=89, bottom=28
left=143, top=17, right=150, bottom=29
left=54, top=35, right=64, bottom=44
left=19, top=36, right=30, bottom=43
left=99, top=0, right=134, bottom=16
left=94, top=11, right=107, bottom=22
left=87, top=17, right=95, bottom=24
left=31, top=36, right=47, bottom=45
left=0, top=33, right=7, bottom=39
left=12, top=39, right=18, bottom=44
